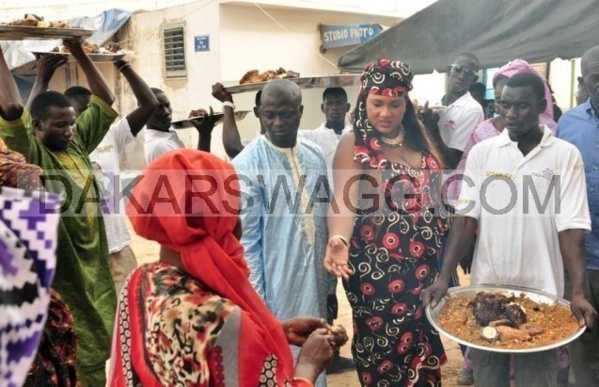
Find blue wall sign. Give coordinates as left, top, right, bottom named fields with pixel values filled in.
left=320, top=24, right=383, bottom=49
left=194, top=35, right=210, bottom=52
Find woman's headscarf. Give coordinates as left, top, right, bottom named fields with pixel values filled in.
left=116, top=149, right=294, bottom=385
left=354, top=59, right=414, bottom=170
left=493, top=59, right=554, bottom=119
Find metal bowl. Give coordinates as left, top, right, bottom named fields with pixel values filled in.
left=425, top=284, right=586, bottom=353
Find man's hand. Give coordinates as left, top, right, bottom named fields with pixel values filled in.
left=190, top=106, right=219, bottom=137
left=34, top=54, right=67, bottom=83
left=62, top=37, right=84, bottom=53
left=570, top=294, right=598, bottom=329
left=419, top=279, right=449, bottom=308
left=280, top=317, right=328, bottom=346
left=459, top=240, right=475, bottom=275
left=418, top=101, right=441, bottom=137
left=212, top=82, right=233, bottom=103
left=323, top=237, right=352, bottom=280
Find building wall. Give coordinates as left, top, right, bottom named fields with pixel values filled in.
left=115, top=2, right=400, bottom=166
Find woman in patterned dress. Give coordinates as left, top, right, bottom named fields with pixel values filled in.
left=325, top=59, right=448, bottom=386
left=109, top=149, right=333, bottom=387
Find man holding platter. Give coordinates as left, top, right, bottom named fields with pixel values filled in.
left=422, top=72, right=597, bottom=386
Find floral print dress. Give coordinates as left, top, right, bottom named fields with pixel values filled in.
left=345, top=153, right=448, bottom=386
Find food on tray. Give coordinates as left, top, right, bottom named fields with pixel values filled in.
left=5, top=14, right=70, bottom=28
left=53, top=42, right=126, bottom=55
left=437, top=291, right=578, bottom=349
left=239, top=68, right=300, bottom=85
left=328, top=324, right=349, bottom=349
left=188, top=108, right=207, bottom=119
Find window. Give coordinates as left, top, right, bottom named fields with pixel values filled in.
left=163, top=23, right=186, bottom=79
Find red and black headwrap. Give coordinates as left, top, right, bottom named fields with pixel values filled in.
left=353, top=59, right=414, bottom=169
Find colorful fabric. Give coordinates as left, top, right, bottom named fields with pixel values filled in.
left=345, top=154, right=447, bottom=386
left=0, top=138, right=42, bottom=190
left=0, top=186, right=62, bottom=387
left=353, top=59, right=414, bottom=170
left=111, top=149, right=300, bottom=386
left=493, top=59, right=554, bottom=120
left=0, top=95, right=119, bottom=374
left=24, top=289, right=79, bottom=387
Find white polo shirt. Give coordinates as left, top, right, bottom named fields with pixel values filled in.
left=144, top=128, right=185, bottom=164
left=456, top=125, right=591, bottom=296
left=298, top=123, right=352, bottom=186
left=438, top=92, right=484, bottom=152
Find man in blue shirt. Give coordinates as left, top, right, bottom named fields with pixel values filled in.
left=557, top=45, right=599, bottom=386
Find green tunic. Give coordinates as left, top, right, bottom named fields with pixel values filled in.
left=0, top=95, right=118, bottom=371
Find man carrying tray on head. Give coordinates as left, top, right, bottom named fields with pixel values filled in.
left=421, top=72, right=597, bottom=387
left=0, top=37, right=116, bottom=386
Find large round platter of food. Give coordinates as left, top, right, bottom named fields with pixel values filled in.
left=0, top=14, right=93, bottom=40
left=225, top=68, right=360, bottom=94
left=426, top=284, right=585, bottom=353
left=31, top=42, right=133, bottom=62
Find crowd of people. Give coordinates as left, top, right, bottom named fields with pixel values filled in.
left=1, top=31, right=598, bottom=387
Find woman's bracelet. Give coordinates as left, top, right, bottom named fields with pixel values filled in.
left=329, top=234, right=349, bottom=247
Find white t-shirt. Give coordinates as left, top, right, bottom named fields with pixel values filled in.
left=298, top=123, right=352, bottom=188
left=89, top=118, right=135, bottom=254
left=145, top=128, right=185, bottom=164
left=457, top=126, right=591, bottom=296
left=438, top=92, right=484, bottom=152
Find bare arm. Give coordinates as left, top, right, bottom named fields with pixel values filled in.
left=212, top=83, right=244, bottom=158
left=189, top=106, right=219, bottom=152
left=114, top=60, right=159, bottom=137
left=0, top=46, right=24, bottom=120
left=324, top=132, right=360, bottom=280
left=64, top=38, right=114, bottom=104
left=560, top=229, right=597, bottom=327
left=420, top=216, right=478, bottom=307
left=25, top=54, right=68, bottom=110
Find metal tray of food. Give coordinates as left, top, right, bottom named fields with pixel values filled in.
left=0, top=25, right=93, bottom=40
left=172, top=110, right=250, bottom=130
left=225, top=74, right=361, bottom=94
left=426, top=284, right=585, bottom=353
left=31, top=50, right=132, bottom=62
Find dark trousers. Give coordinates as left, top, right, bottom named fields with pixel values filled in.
left=564, top=268, right=599, bottom=386
left=470, top=348, right=558, bottom=387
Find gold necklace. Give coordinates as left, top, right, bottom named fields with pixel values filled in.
left=380, top=128, right=405, bottom=148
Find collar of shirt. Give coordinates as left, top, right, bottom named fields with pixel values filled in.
left=262, top=135, right=299, bottom=155
left=444, top=91, right=476, bottom=108
left=314, top=122, right=352, bottom=135
left=582, top=97, right=599, bottom=119
left=496, top=124, right=554, bottom=148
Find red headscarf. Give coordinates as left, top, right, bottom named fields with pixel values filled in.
left=112, top=149, right=294, bottom=385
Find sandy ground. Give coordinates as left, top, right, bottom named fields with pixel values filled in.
left=129, top=222, right=468, bottom=386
